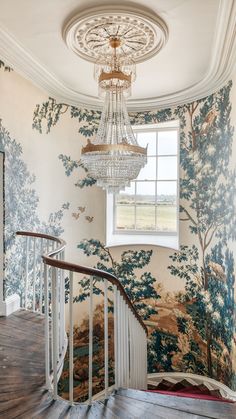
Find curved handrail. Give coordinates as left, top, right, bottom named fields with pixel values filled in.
left=16, top=230, right=148, bottom=335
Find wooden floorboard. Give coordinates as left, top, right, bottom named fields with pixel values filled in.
left=118, top=388, right=236, bottom=419
left=0, top=309, right=236, bottom=418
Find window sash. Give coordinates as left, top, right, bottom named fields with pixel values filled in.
left=106, top=121, right=180, bottom=249
left=114, top=127, right=178, bottom=234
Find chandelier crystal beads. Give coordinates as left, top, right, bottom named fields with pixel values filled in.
left=81, top=37, right=147, bottom=192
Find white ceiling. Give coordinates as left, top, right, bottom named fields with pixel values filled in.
left=0, top=0, right=235, bottom=110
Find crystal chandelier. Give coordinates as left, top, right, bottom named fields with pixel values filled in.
left=80, top=37, right=147, bottom=193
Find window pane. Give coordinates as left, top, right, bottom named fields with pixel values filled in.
left=156, top=181, right=177, bottom=232
left=116, top=205, right=135, bottom=230
left=158, top=130, right=178, bottom=155
left=156, top=205, right=177, bottom=232
left=136, top=205, right=155, bottom=231
left=158, top=156, right=177, bottom=180
left=116, top=183, right=135, bottom=205
left=136, top=181, right=155, bottom=204
left=136, top=131, right=156, bottom=155
left=157, top=181, right=177, bottom=204
left=137, top=157, right=156, bottom=180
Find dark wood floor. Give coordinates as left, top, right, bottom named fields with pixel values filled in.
left=0, top=310, right=236, bottom=418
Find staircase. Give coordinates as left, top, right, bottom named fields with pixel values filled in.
left=0, top=231, right=236, bottom=418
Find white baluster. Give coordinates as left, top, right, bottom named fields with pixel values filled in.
left=104, top=278, right=108, bottom=399
left=44, top=263, right=50, bottom=389
left=122, top=300, right=126, bottom=388
left=117, top=290, right=121, bottom=388
left=140, top=328, right=143, bottom=389
left=141, top=328, right=144, bottom=389
left=138, top=326, right=141, bottom=388
left=113, top=285, right=118, bottom=390
left=136, top=323, right=139, bottom=389
left=39, top=238, right=43, bottom=313
left=120, top=298, right=125, bottom=387
left=123, top=300, right=127, bottom=387
left=56, top=254, right=61, bottom=358
left=129, top=313, right=132, bottom=388
left=88, top=276, right=93, bottom=404
left=24, top=236, right=29, bottom=309
left=144, top=330, right=148, bottom=390
left=52, top=266, right=58, bottom=400
left=132, top=314, right=136, bottom=389
left=69, top=270, right=74, bottom=404
left=46, top=239, right=50, bottom=255
left=32, top=238, right=36, bottom=311
left=59, top=251, right=65, bottom=355
left=125, top=303, right=129, bottom=387
left=137, top=325, right=140, bottom=388
left=139, top=327, right=142, bottom=388
left=134, top=317, right=137, bottom=389
left=129, top=311, right=133, bottom=388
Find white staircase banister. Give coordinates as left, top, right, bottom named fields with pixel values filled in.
left=16, top=230, right=148, bottom=406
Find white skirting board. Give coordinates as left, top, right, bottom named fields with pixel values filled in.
left=0, top=294, right=20, bottom=316
left=147, top=372, right=236, bottom=401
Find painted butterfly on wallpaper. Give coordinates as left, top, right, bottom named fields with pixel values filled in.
left=85, top=216, right=94, bottom=223
left=72, top=212, right=80, bottom=220
left=72, top=206, right=86, bottom=220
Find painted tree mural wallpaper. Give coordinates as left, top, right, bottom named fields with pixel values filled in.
left=32, top=80, right=236, bottom=396
left=0, top=119, right=70, bottom=300
left=1, top=58, right=235, bottom=400
left=31, top=82, right=236, bottom=398
left=0, top=63, right=69, bottom=301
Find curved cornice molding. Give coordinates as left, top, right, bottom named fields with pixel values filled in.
left=0, top=0, right=235, bottom=110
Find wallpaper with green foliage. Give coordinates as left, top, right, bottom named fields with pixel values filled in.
left=1, top=60, right=235, bottom=393
left=32, top=81, right=236, bottom=392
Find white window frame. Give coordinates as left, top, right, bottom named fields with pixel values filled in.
left=106, top=120, right=180, bottom=250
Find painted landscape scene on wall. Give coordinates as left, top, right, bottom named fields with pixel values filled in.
left=56, top=81, right=236, bottom=398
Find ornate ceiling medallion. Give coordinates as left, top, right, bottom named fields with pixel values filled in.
left=63, top=5, right=168, bottom=63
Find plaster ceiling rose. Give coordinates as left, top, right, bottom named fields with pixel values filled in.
left=63, top=4, right=168, bottom=64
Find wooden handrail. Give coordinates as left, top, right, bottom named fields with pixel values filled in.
left=16, top=231, right=148, bottom=334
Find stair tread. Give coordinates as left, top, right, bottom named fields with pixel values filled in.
left=118, top=388, right=236, bottom=419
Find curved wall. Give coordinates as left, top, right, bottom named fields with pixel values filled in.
left=0, top=61, right=235, bottom=390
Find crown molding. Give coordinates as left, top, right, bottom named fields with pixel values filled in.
left=0, top=0, right=235, bottom=111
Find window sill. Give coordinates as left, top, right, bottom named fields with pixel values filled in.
left=106, top=232, right=179, bottom=250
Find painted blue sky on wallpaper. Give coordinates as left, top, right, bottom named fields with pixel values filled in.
left=32, top=82, right=236, bottom=390
left=0, top=119, right=69, bottom=299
